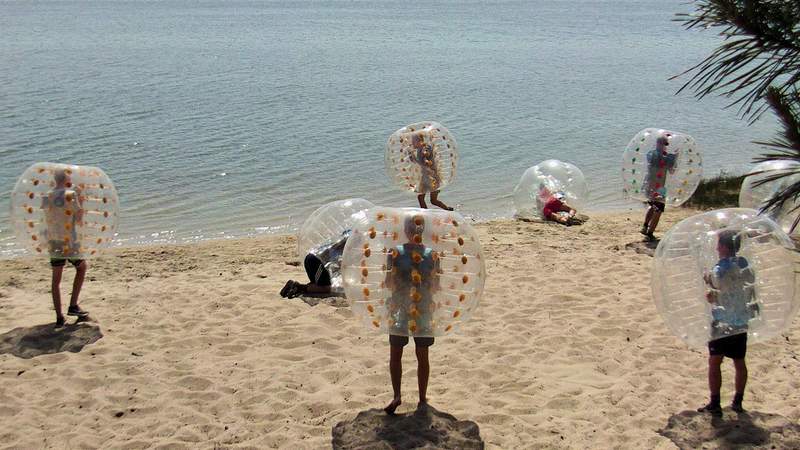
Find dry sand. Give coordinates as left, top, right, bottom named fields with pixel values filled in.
left=1, top=208, right=799, bottom=449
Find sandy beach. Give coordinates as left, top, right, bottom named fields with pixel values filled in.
left=1, top=208, right=799, bottom=449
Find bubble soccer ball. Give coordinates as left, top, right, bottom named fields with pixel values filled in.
left=652, top=208, right=797, bottom=350
left=513, top=160, right=588, bottom=220
left=10, top=162, right=120, bottom=258
left=297, top=198, right=375, bottom=260
left=739, top=160, right=800, bottom=235
left=342, top=208, right=485, bottom=337
left=385, top=121, right=458, bottom=194
left=622, top=128, right=702, bottom=207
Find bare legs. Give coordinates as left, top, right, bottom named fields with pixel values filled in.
left=703, top=354, right=747, bottom=413
left=642, top=204, right=662, bottom=238
left=708, top=355, right=723, bottom=398
left=429, top=191, right=453, bottom=211
left=71, top=261, right=88, bottom=307
left=51, top=260, right=89, bottom=325
left=417, top=192, right=452, bottom=211
left=416, top=345, right=429, bottom=405
left=385, top=344, right=403, bottom=414
left=51, top=266, right=65, bottom=324
left=385, top=343, right=431, bottom=414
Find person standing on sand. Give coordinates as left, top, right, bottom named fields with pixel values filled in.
left=697, top=229, right=758, bottom=416
left=641, top=135, right=677, bottom=241
left=42, top=169, right=90, bottom=327
left=383, top=214, right=440, bottom=414
left=409, top=133, right=453, bottom=211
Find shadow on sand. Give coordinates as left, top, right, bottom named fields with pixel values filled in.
left=332, top=404, right=483, bottom=450
left=659, top=409, right=800, bottom=449
left=625, top=238, right=660, bottom=256
left=0, top=319, right=102, bottom=359
left=298, top=291, right=348, bottom=308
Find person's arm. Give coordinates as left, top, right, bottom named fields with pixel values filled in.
left=75, top=189, right=85, bottom=224
left=667, top=152, right=678, bottom=174
left=704, top=266, right=720, bottom=303
left=558, top=201, right=576, bottom=217
left=385, top=252, right=394, bottom=290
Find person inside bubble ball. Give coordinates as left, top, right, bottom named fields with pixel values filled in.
left=409, top=133, right=453, bottom=211
left=697, top=229, right=758, bottom=416
left=383, top=214, right=441, bottom=415
left=641, top=135, right=677, bottom=241
left=41, top=169, right=89, bottom=326
left=542, top=190, right=578, bottom=226
left=281, top=230, right=350, bottom=299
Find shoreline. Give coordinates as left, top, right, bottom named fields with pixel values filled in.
left=0, top=203, right=647, bottom=260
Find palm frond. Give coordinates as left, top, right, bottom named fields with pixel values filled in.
left=673, top=1, right=800, bottom=122
left=751, top=88, right=800, bottom=228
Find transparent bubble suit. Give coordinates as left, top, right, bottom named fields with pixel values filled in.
left=739, top=160, right=800, bottom=235
left=342, top=208, right=485, bottom=337
left=513, top=159, right=588, bottom=219
left=10, top=162, right=119, bottom=258
left=622, top=128, right=702, bottom=207
left=652, top=208, right=797, bottom=350
left=297, top=198, right=375, bottom=260
left=385, top=121, right=458, bottom=194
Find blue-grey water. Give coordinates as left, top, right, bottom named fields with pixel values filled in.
left=0, top=0, right=779, bottom=257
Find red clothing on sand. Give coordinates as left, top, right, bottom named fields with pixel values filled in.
left=542, top=198, right=565, bottom=218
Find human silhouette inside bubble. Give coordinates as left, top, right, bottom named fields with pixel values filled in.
left=697, top=229, right=758, bottom=416
left=410, top=133, right=453, bottom=211
left=41, top=169, right=90, bottom=326
left=641, top=135, right=677, bottom=241
left=383, top=213, right=441, bottom=414
left=281, top=230, right=349, bottom=299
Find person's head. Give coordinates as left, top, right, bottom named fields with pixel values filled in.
left=54, top=169, right=68, bottom=188
left=717, top=229, right=741, bottom=257
left=656, top=136, right=670, bottom=151
left=411, top=132, right=427, bottom=150
left=404, top=214, right=425, bottom=243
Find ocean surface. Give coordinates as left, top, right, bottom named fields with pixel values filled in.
left=0, top=0, right=779, bottom=257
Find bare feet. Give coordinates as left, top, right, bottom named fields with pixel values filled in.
left=384, top=397, right=402, bottom=415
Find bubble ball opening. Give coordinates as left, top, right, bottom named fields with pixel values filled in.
left=342, top=207, right=486, bottom=337
left=621, top=128, right=702, bottom=207
left=513, top=159, right=588, bottom=220
left=652, top=208, right=797, bottom=350
left=10, top=162, right=120, bottom=259
left=385, top=121, right=458, bottom=194
left=296, top=198, right=375, bottom=291
left=739, top=160, right=800, bottom=236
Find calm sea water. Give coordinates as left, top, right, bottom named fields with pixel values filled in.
left=0, top=0, right=778, bottom=257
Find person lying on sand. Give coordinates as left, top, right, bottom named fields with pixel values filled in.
left=281, top=230, right=349, bottom=298
left=542, top=192, right=582, bottom=226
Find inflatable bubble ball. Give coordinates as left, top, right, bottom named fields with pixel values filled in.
left=341, top=207, right=485, bottom=337
left=296, top=198, right=375, bottom=290
left=513, top=159, right=588, bottom=220
left=739, top=160, right=800, bottom=235
left=652, top=208, right=797, bottom=350
left=385, top=121, right=458, bottom=194
left=622, top=128, right=702, bottom=207
left=10, top=162, right=120, bottom=258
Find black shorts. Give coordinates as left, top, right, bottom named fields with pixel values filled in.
left=648, top=201, right=666, bottom=212
left=50, top=258, right=84, bottom=268
left=304, top=254, right=331, bottom=286
left=389, top=335, right=434, bottom=348
left=708, top=333, right=747, bottom=359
